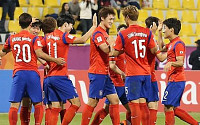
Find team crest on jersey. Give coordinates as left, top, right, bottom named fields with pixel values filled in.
left=97, top=36, right=102, bottom=43
left=68, top=34, right=74, bottom=39
left=180, top=51, right=183, bottom=54
left=37, top=41, right=42, bottom=47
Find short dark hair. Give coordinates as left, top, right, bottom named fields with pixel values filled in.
left=145, top=16, right=159, bottom=28
left=19, top=13, right=32, bottom=29
left=122, top=5, right=139, bottom=21
left=31, top=18, right=42, bottom=29
left=117, top=24, right=127, bottom=31
left=42, top=17, right=57, bottom=34
left=163, top=18, right=181, bottom=35
left=57, top=14, right=75, bottom=27
left=98, top=7, right=115, bottom=22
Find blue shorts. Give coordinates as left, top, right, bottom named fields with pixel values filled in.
left=88, top=73, right=116, bottom=99
left=162, top=81, right=185, bottom=107
left=105, top=86, right=128, bottom=105
left=44, top=76, right=78, bottom=102
left=43, top=78, right=51, bottom=105
left=125, top=75, right=151, bottom=101
left=147, top=81, right=159, bottom=102
left=9, top=70, right=42, bottom=103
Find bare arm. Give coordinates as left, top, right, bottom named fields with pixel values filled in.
left=109, top=60, right=125, bottom=79
left=164, top=56, right=184, bottom=72
left=150, top=46, right=167, bottom=62
left=35, top=49, right=65, bottom=65
left=73, top=14, right=97, bottom=44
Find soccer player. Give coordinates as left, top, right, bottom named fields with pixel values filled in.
left=19, top=18, right=47, bottom=125
left=0, top=13, right=65, bottom=125
left=90, top=24, right=131, bottom=125
left=158, top=18, right=199, bottom=125
left=41, top=13, right=97, bottom=125
left=145, top=16, right=164, bottom=125
left=81, top=7, right=120, bottom=125
left=109, top=5, right=165, bottom=125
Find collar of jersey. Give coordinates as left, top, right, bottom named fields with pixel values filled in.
left=170, top=36, right=180, bottom=43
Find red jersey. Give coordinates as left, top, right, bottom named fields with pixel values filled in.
left=109, top=53, right=125, bottom=87
left=147, top=38, right=158, bottom=82
left=42, top=29, right=76, bottom=76
left=166, top=37, right=186, bottom=82
left=114, top=25, right=156, bottom=76
left=88, top=26, right=109, bottom=74
left=4, top=30, right=41, bottom=75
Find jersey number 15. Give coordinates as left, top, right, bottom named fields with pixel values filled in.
left=132, top=39, right=146, bottom=58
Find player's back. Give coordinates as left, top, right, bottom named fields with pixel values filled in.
left=119, top=25, right=155, bottom=76
left=43, top=29, right=75, bottom=76
left=8, top=30, right=39, bottom=75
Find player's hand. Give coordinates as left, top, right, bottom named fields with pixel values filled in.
left=121, top=72, right=126, bottom=82
left=164, top=62, right=172, bottom=72
left=44, top=64, right=49, bottom=76
left=107, top=36, right=115, bottom=46
left=92, top=13, right=97, bottom=27
left=158, top=20, right=163, bottom=32
left=0, top=57, right=2, bottom=65
left=55, top=58, right=66, bottom=65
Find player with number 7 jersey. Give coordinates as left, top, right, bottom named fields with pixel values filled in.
left=0, top=13, right=65, bottom=125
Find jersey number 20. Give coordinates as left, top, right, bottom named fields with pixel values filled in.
left=132, top=39, right=146, bottom=58
left=14, top=44, right=31, bottom=63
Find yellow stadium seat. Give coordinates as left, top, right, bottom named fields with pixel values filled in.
left=153, top=0, right=166, bottom=9
left=74, top=21, right=80, bottom=30
left=182, top=0, right=196, bottom=9
left=181, top=37, right=192, bottom=46
left=195, top=24, right=200, bottom=36
left=182, top=10, right=196, bottom=23
left=18, top=0, right=30, bottom=7
left=45, top=0, right=60, bottom=7
left=113, top=9, right=120, bottom=22
left=180, top=23, right=196, bottom=36
left=109, top=24, right=117, bottom=35
left=61, top=0, right=71, bottom=5
left=168, top=0, right=182, bottom=9
left=197, top=0, right=200, bottom=9
left=42, top=7, right=56, bottom=17
left=196, top=11, right=200, bottom=23
left=28, top=7, right=41, bottom=19
left=166, top=10, right=180, bottom=20
left=8, top=20, right=21, bottom=33
left=138, top=9, right=148, bottom=22
left=14, top=7, right=25, bottom=20
left=151, top=10, right=164, bottom=20
left=29, top=0, right=45, bottom=7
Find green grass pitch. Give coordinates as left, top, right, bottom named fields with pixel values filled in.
left=0, top=112, right=200, bottom=125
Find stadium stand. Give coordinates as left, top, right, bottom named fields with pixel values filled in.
left=168, top=0, right=182, bottom=9
left=18, top=0, right=30, bottom=7
left=153, top=0, right=166, bottom=9
left=8, top=20, right=21, bottom=32
left=28, top=7, right=42, bottom=19
left=14, top=7, right=26, bottom=20
left=182, top=0, right=196, bottom=10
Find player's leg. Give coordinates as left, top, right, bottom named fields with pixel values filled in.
left=9, top=71, right=27, bottom=125
left=60, top=101, right=66, bottom=123
left=81, top=73, right=107, bottom=125
left=45, top=104, right=52, bottom=125
left=126, top=76, right=142, bottom=125
left=27, top=71, right=44, bottom=125
left=162, top=81, right=185, bottom=125
left=20, top=97, right=31, bottom=125
left=139, top=75, right=152, bottom=125
left=105, top=76, right=120, bottom=125
left=62, top=97, right=80, bottom=125
left=147, top=81, right=159, bottom=125
left=51, top=101, right=62, bottom=125
left=91, top=101, right=109, bottom=125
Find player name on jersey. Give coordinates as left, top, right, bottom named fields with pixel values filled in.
left=127, top=32, right=148, bottom=38
left=12, top=37, right=32, bottom=42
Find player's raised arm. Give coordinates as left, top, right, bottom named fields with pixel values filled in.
left=73, top=13, right=97, bottom=44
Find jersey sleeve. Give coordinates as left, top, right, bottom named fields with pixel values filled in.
left=62, top=33, right=76, bottom=44
left=4, top=36, right=11, bottom=50
left=92, top=32, right=107, bottom=47
left=147, top=31, right=156, bottom=49
left=40, top=37, right=46, bottom=47
left=175, top=43, right=185, bottom=56
left=113, top=32, right=124, bottom=51
left=33, top=37, right=43, bottom=50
